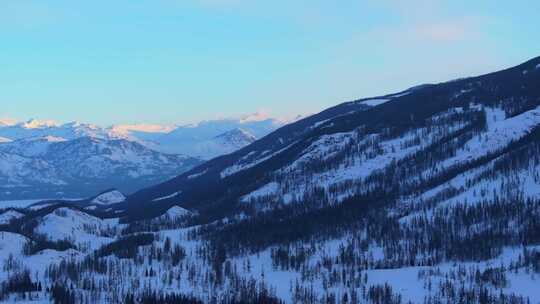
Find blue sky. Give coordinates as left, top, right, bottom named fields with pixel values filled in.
left=1, top=0, right=539, bottom=126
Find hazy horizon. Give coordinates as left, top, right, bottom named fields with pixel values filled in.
left=0, top=109, right=295, bottom=129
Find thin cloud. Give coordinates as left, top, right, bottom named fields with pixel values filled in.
left=361, top=15, right=484, bottom=44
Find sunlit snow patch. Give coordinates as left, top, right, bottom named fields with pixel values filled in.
left=187, top=169, right=207, bottom=179
left=91, top=190, right=126, bottom=205
left=35, top=208, right=120, bottom=251
left=156, top=206, right=192, bottom=221
left=152, top=191, right=181, bottom=202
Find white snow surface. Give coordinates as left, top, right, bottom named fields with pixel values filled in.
left=241, top=182, right=280, bottom=202
left=243, top=105, right=528, bottom=207
left=159, top=206, right=191, bottom=219
left=34, top=207, right=122, bottom=251
left=91, top=190, right=126, bottom=205
left=0, top=210, right=24, bottom=224
left=220, top=141, right=297, bottom=178
left=0, top=231, right=81, bottom=285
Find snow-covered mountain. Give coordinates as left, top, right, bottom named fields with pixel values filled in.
left=0, top=136, right=67, bottom=157
left=122, top=56, right=540, bottom=301
left=0, top=113, right=286, bottom=160
left=142, top=115, right=286, bottom=159
left=0, top=119, right=106, bottom=141
left=0, top=113, right=286, bottom=199
left=127, top=57, right=540, bottom=219
left=215, top=128, right=257, bottom=149
left=151, top=128, right=258, bottom=160
left=2, top=57, right=540, bottom=303
left=0, top=137, right=201, bottom=199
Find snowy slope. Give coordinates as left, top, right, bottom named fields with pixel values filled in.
left=0, top=151, right=65, bottom=188
left=240, top=105, right=540, bottom=207
left=0, top=136, right=67, bottom=157
left=34, top=207, right=122, bottom=251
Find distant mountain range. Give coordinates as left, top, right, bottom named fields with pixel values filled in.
left=0, top=113, right=288, bottom=199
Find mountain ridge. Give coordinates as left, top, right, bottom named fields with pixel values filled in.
left=123, top=55, right=540, bottom=221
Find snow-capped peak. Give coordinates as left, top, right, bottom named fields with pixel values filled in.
left=239, top=111, right=273, bottom=123
left=23, top=119, right=60, bottom=129
left=63, top=121, right=100, bottom=130
left=110, top=124, right=175, bottom=135
left=0, top=118, right=18, bottom=127
left=160, top=206, right=191, bottom=219
left=215, top=128, right=256, bottom=143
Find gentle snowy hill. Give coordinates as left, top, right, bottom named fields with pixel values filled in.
left=34, top=207, right=121, bottom=251
left=90, top=189, right=126, bottom=205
